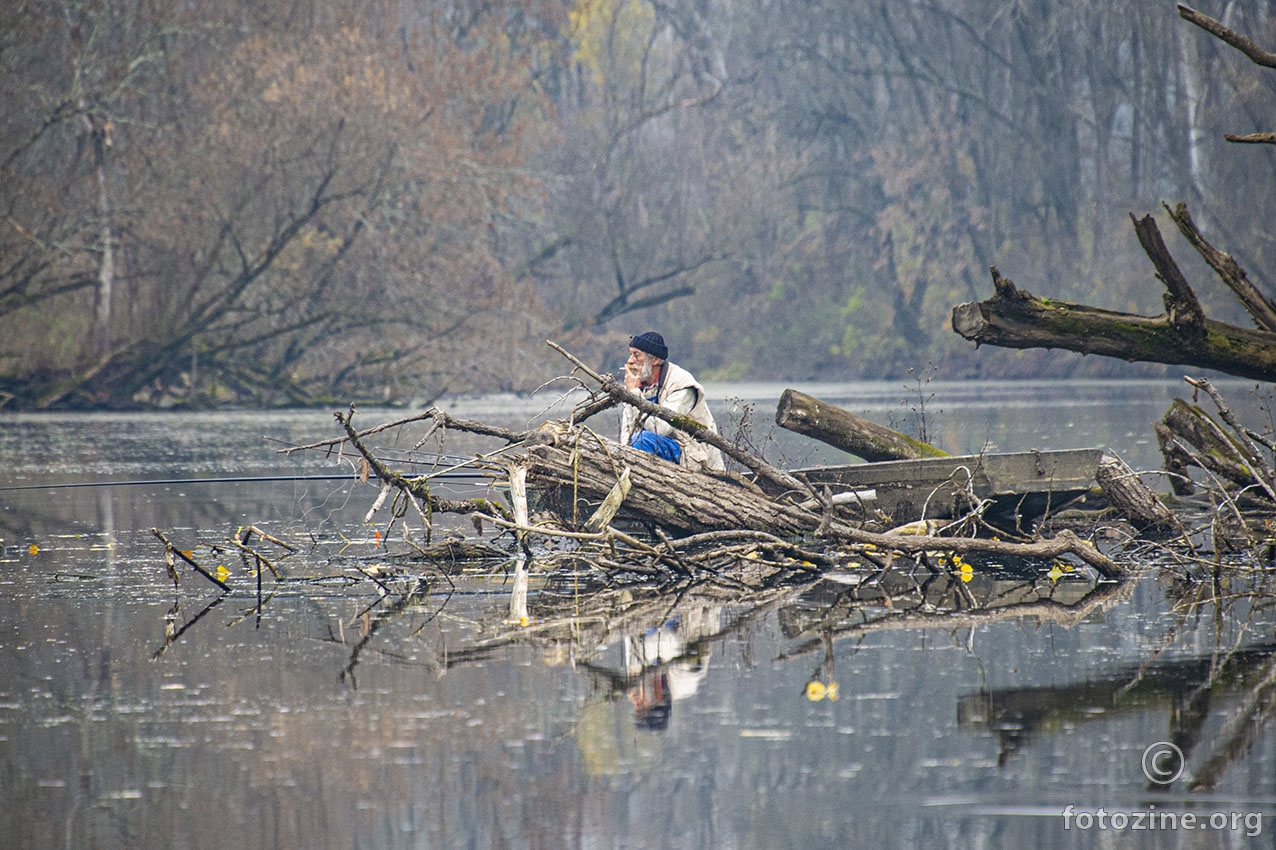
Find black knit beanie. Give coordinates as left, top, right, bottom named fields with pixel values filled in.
left=630, top=331, right=668, bottom=360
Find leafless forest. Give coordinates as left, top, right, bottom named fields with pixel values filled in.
left=3, top=0, right=1273, bottom=409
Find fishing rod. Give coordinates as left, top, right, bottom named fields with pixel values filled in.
left=0, top=469, right=496, bottom=493
left=261, top=435, right=482, bottom=469
left=263, top=436, right=527, bottom=479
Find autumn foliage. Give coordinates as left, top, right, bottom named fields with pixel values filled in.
left=3, top=0, right=1275, bottom=408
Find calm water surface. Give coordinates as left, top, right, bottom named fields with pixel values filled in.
left=3, top=380, right=1276, bottom=849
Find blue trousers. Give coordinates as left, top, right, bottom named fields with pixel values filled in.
left=629, top=431, right=682, bottom=464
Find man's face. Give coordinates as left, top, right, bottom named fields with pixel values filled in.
left=627, top=347, right=661, bottom=383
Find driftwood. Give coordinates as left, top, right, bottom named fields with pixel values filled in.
left=774, top=389, right=948, bottom=461
left=1094, top=455, right=1178, bottom=532
left=1154, top=378, right=1276, bottom=507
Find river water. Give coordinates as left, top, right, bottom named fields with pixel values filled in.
left=3, top=379, right=1275, bottom=849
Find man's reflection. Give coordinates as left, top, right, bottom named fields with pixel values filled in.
left=623, top=616, right=710, bottom=732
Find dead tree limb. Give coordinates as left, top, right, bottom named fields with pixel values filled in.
left=1225, top=132, right=1276, bottom=145
left=953, top=8, right=1276, bottom=383
left=281, top=407, right=528, bottom=457
left=775, top=389, right=949, bottom=461
left=334, top=406, right=514, bottom=523
left=151, top=528, right=231, bottom=592
left=853, top=526, right=1121, bottom=578
left=1129, top=212, right=1204, bottom=334
left=1159, top=398, right=1264, bottom=494
left=1165, top=203, right=1276, bottom=333
left=1178, top=4, right=1276, bottom=69
left=1185, top=376, right=1276, bottom=495
left=951, top=266, right=1276, bottom=383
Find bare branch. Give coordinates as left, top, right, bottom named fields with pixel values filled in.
left=1178, top=5, right=1276, bottom=68
left=1165, top=202, right=1276, bottom=333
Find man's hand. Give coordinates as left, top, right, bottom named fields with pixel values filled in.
left=624, top=364, right=641, bottom=390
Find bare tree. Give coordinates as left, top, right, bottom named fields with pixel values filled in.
left=952, top=5, right=1276, bottom=385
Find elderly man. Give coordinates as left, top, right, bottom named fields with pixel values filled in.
left=620, top=331, right=726, bottom=473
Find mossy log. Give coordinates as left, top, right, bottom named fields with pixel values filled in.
left=951, top=268, right=1276, bottom=383
left=1157, top=398, right=1266, bottom=495
left=774, top=389, right=949, bottom=461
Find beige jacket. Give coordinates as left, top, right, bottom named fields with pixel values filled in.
left=619, top=361, right=726, bottom=473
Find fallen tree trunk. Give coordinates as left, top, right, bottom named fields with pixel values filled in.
left=1159, top=398, right=1255, bottom=492
left=1155, top=385, right=1276, bottom=504
left=951, top=266, right=1276, bottom=383
left=521, top=432, right=838, bottom=537
left=775, top=389, right=949, bottom=461
left=515, top=425, right=1122, bottom=576
left=949, top=11, right=1276, bottom=387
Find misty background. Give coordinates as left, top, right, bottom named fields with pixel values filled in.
left=3, top=0, right=1272, bottom=410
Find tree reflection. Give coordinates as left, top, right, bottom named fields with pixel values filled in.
left=148, top=521, right=1276, bottom=792
left=956, top=569, right=1276, bottom=791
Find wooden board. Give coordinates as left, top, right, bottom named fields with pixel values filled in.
left=787, top=448, right=1104, bottom=524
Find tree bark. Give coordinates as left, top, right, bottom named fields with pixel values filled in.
left=1158, top=398, right=1264, bottom=494
left=775, top=389, right=949, bottom=461
left=1094, top=455, right=1178, bottom=532
left=522, top=433, right=833, bottom=537
left=951, top=267, right=1276, bottom=383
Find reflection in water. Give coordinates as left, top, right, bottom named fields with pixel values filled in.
left=958, top=567, right=1276, bottom=795
left=7, top=396, right=1276, bottom=849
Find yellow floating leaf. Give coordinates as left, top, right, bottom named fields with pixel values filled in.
left=28, top=544, right=38, bottom=555
left=215, top=565, right=230, bottom=581
left=1047, top=564, right=1064, bottom=582
left=826, top=682, right=839, bottom=701
left=806, top=681, right=827, bottom=701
